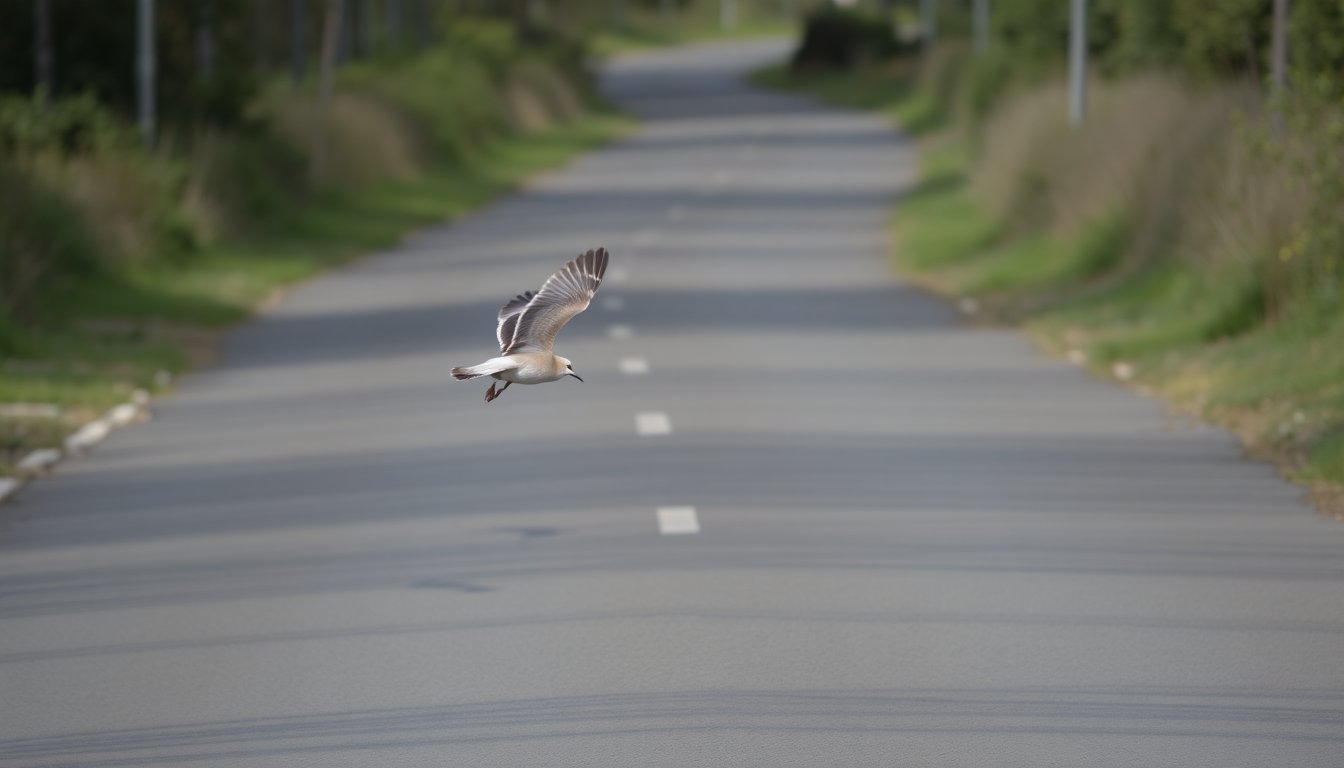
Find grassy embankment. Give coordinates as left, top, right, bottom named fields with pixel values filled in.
left=756, top=49, right=1344, bottom=516
left=0, top=22, right=632, bottom=475
left=590, top=3, right=794, bottom=55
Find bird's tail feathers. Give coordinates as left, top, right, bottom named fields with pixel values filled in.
left=452, top=358, right=515, bottom=381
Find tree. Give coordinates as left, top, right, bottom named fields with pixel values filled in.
left=34, top=0, right=53, bottom=104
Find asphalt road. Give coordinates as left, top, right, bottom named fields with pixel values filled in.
left=3, top=40, right=1343, bottom=767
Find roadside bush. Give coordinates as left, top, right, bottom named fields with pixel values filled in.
left=0, top=167, right=101, bottom=329
left=0, top=94, right=199, bottom=295
left=1269, top=92, right=1344, bottom=325
left=180, top=126, right=308, bottom=237
left=0, top=93, right=131, bottom=157
left=340, top=49, right=502, bottom=160
left=0, top=17, right=604, bottom=340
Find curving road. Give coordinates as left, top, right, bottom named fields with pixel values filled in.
left=2, top=40, right=1343, bottom=767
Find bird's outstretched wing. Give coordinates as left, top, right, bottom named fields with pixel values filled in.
left=496, top=290, right=535, bottom=352
left=503, top=248, right=608, bottom=354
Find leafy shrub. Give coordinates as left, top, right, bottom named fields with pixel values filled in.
left=439, top=16, right=522, bottom=74
left=1291, top=0, right=1344, bottom=100
left=0, top=93, right=133, bottom=158
left=341, top=49, right=503, bottom=160
left=0, top=167, right=101, bottom=327
left=1271, top=91, right=1344, bottom=325
left=1173, top=0, right=1272, bottom=78
left=0, top=94, right=200, bottom=284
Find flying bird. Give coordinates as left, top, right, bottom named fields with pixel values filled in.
left=452, top=248, right=609, bottom=402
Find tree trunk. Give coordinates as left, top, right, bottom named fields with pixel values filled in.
left=34, top=0, right=54, bottom=105
left=387, top=0, right=403, bottom=52
left=1270, top=0, right=1290, bottom=138
left=253, top=0, right=269, bottom=73
left=197, top=1, right=217, bottom=78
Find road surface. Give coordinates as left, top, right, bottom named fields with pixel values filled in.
left=2, top=40, right=1343, bottom=767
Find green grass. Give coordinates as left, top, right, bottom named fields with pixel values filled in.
left=0, top=109, right=632, bottom=473
left=591, top=12, right=793, bottom=56
left=759, top=58, right=1344, bottom=511
left=750, top=63, right=946, bottom=136
left=890, top=150, right=1129, bottom=311
left=896, top=142, right=1344, bottom=499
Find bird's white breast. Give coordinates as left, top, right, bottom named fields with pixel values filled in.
left=497, top=353, right=564, bottom=385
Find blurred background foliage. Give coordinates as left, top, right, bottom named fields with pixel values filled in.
left=0, top=0, right=792, bottom=343
left=0, top=0, right=798, bottom=469
left=778, top=0, right=1344, bottom=497
left=2, top=0, right=1341, bottom=497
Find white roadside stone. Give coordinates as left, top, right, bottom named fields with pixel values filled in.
left=0, top=403, right=61, bottom=418
left=17, top=448, right=62, bottom=476
left=65, top=419, right=112, bottom=454
left=0, top=477, right=20, bottom=503
left=106, top=403, right=139, bottom=427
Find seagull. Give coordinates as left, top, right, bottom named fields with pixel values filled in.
left=452, top=248, right=609, bottom=403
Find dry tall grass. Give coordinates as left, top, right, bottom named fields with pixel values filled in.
left=972, top=74, right=1307, bottom=296
left=266, top=91, right=431, bottom=188
left=19, top=151, right=187, bottom=265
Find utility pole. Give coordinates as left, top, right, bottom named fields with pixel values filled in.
left=1068, top=0, right=1087, bottom=126
left=337, top=0, right=351, bottom=63
left=313, top=0, right=342, bottom=182
left=1270, top=0, right=1290, bottom=138
left=137, top=0, right=156, bottom=147
left=921, top=0, right=936, bottom=44
left=973, top=0, right=988, bottom=54
left=720, top=0, right=737, bottom=31
left=34, top=0, right=54, bottom=105
left=291, top=0, right=307, bottom=84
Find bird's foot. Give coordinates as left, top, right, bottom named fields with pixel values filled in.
left=485, top=381, right=511, bottom=403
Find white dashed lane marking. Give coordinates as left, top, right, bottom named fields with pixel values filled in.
left=608, top=324, right=633, bottom=340
left=635, top=412, right=672, bottom=436
left=619, top=357, right=650, bottom=375
left=602, top=296, right=625, bottom=311
left=657, top=507, right=700, bottom=535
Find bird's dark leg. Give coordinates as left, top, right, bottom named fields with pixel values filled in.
left=484, top=381, right=511, bottom=403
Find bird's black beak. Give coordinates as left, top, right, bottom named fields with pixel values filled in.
left=569, top=372, right=584, bottom=382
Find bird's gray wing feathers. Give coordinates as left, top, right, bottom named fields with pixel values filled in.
left=496, top=291, right=534, bottom=352
left=504, top=248, right=608, bottom=354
